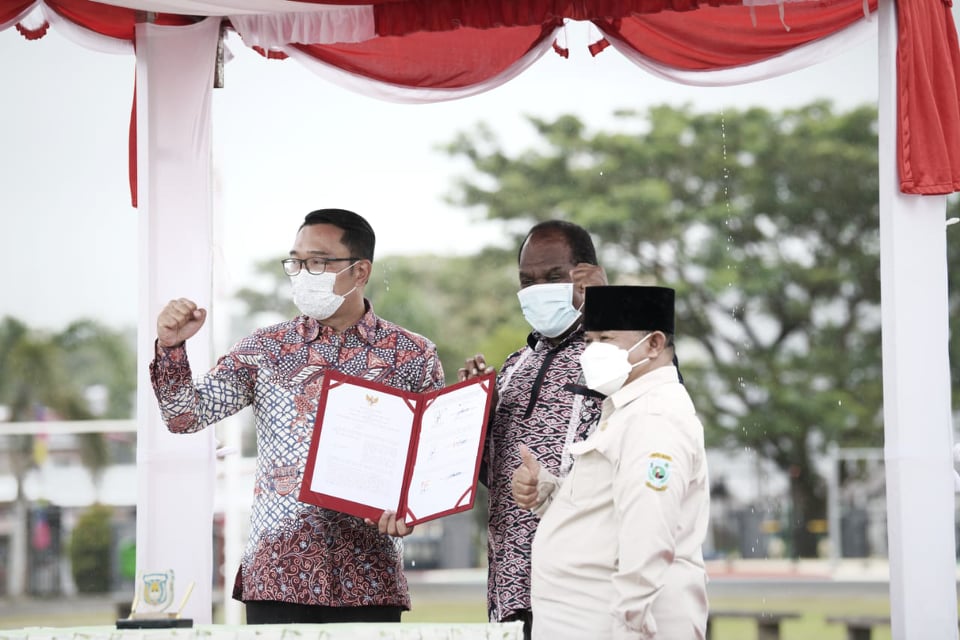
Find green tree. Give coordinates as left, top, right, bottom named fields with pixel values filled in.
left=68, top=503, right=115, bottom=593
left=949, top=193, right=960, bottom=411
left=57, top=320, right=137, bottom=419
left=367, top=250, right=530, bottom=377
left=0, top=317, right=136, bottom=594
left=55, top=320, right=138, bottom=488
left=0, top=317, right=33, bottom=484
left=0, top=317, right=91, bottom=595
left=441, top=101, right=960, bottom=557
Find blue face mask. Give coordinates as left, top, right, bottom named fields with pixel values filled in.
left=517, top=283, right=581, bottom=338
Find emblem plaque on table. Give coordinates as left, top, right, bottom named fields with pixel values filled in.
left=116, top=569, right=194, bottom=629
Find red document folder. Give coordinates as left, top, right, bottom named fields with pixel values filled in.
left=299, top=369, right=495, bottom=526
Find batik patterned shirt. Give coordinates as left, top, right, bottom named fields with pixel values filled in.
left=149, top=302, right=444, bottom=608
left=484, top=328, right=603, bottom=622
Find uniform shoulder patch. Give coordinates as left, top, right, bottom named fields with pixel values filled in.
left=645, top=452, right=673, bottom=491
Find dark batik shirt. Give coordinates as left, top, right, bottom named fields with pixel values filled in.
left=149, top=301, right=444, bottom=608
left=484, top=327, right=603, bottom=622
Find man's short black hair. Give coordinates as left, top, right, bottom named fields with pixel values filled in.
left=300, top=208, right=375, bottom=261
left=518, top=220, right=598, bottom=266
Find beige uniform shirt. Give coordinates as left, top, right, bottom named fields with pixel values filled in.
left=530, top=365, right=710, bottom=639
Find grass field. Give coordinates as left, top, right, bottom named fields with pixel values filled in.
left=0, top=593, right=911, bottom=639
left=706, top=595, right=893, bottom=640
left=404, top=596, right=896, bottom=640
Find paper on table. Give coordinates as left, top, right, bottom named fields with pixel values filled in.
left=307, top=381, right=415, bottom=512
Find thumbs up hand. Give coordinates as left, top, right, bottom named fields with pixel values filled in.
left=512, top=444, right=542, bottom=510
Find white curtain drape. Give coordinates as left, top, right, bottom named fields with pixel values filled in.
left=134, top=17, right=221, bottom=624
left=230, top=7, right=374, bottom=47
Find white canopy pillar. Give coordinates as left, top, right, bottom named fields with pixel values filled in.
left=134, top=18, right=222, bottom=623
left=878, top=1, right=958, bottom=638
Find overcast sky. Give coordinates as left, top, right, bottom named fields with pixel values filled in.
left=0, top=16, right=903, bottom=331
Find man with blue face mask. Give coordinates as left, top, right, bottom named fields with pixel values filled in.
left=457, top=220, right=607, bottom=640
left=150, top=208, right=444, bottom=625
left=514, top=285, right=710, bottom=640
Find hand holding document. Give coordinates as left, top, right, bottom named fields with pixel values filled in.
left=299, top=370, right=495, bottom=526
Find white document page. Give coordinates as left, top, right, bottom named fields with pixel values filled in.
left=308, top=382, right=416, bottom=511
left=405, top=382, right=489, bottom=521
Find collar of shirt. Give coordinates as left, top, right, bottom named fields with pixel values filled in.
left=526, top=324, right=585, bottom=351
left=603, top=365, right=680, bottom=415
left=298, top=298, right=379, bottom=345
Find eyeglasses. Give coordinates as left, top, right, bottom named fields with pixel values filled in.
left=281, top=257, right=360, bottom=276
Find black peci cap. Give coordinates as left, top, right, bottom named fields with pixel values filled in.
left=583, top=285, right=675, bottom=334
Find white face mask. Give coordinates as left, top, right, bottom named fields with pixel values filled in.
left=289, top=263, right=357, bottom=320
left=579, top=333, right=652, bottom=396
left=517, top=282, right=581, bottom=338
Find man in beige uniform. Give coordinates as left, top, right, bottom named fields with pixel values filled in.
left=513, top=285, right=710, bottom=639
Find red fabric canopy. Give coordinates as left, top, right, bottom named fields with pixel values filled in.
left=3, top=0, right=960, bottom=196
left=293, top=23, right=558, bottom=89
left=286, top=1, right=873, bottom=85
left=598, top=1, right=877, bottom=69
left=363, top=0, right=741, bottom=35
left=45, top=0, right=193, bottom=39
left=1, top=0, right=30, bottom=22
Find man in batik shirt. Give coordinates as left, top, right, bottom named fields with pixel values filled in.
left=150, top=209, right=444, bottom=624
left=458, top=220, right=606, bottom=640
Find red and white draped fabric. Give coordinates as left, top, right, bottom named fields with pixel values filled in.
left=2, top=0, right=960, bottom=196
